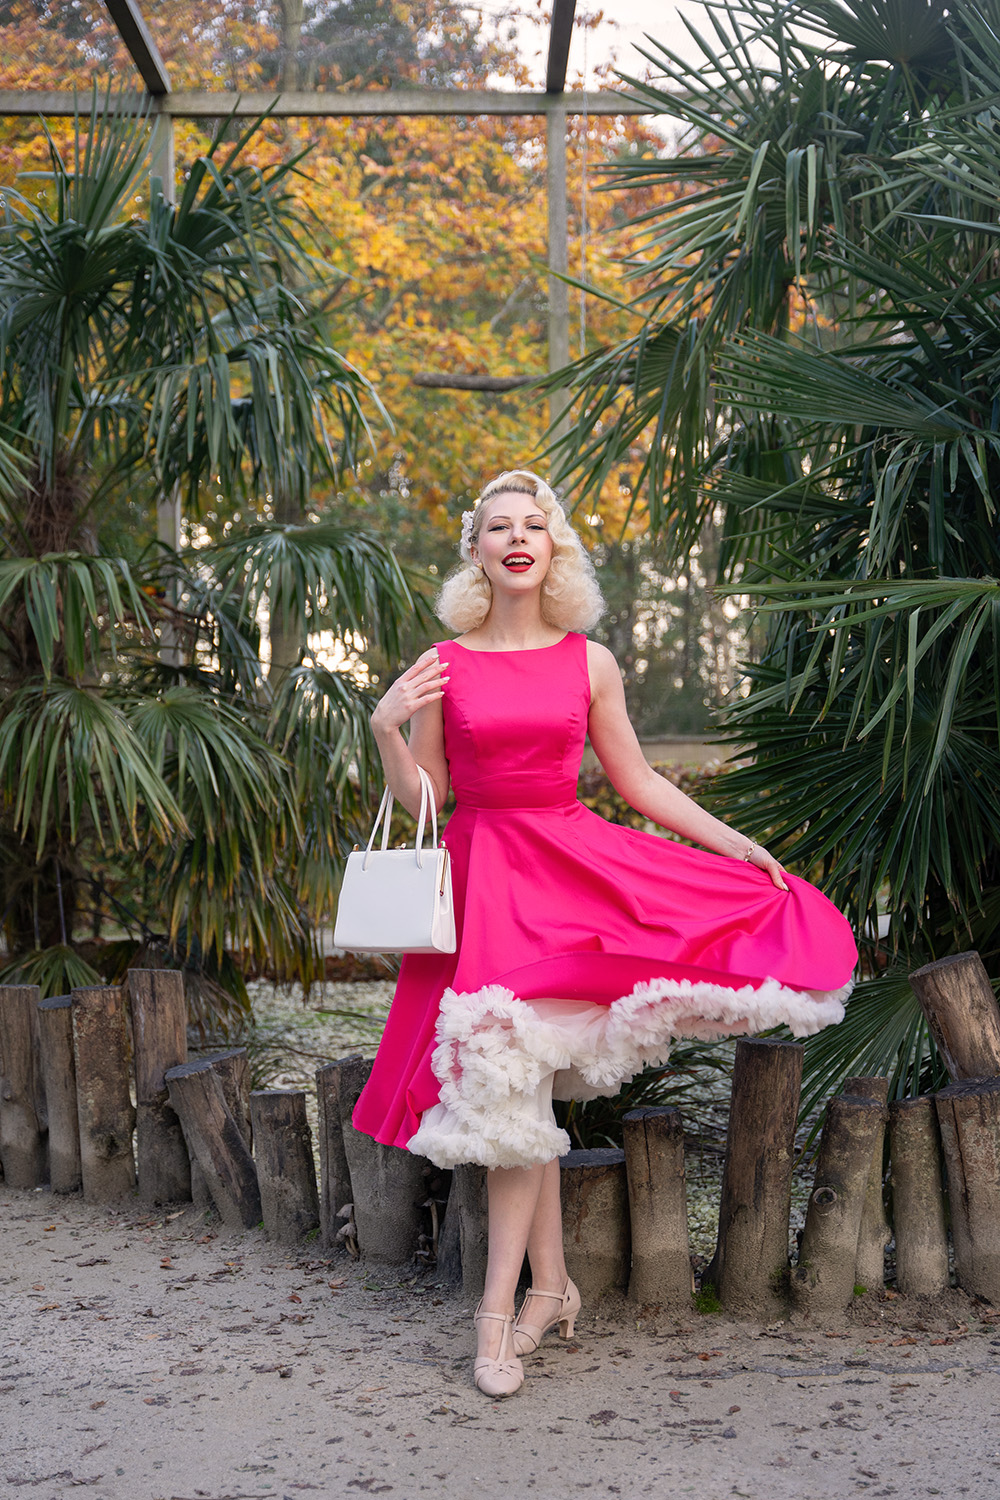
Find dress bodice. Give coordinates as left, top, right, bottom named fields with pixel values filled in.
left=435, top=633, right=591, bottom=810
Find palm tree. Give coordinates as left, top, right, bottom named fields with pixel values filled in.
left=547, top=0, right=1000, bottom=1105
left=0, top=95, right=422, bottom=1014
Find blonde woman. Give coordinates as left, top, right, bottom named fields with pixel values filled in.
left=352, top=469, right=856, bottom=1397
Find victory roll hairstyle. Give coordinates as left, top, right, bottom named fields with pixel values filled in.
left=435, top=469, right=604, bottom=633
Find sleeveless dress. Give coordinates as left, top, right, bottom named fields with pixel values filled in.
left=351, top=632, right=857, bottom=1169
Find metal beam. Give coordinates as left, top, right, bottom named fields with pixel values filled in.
left=103, top=0, right=171, bottom=96
left=0, top=88, right=647, bottom=119
left=547, top=102, right=571, bottom=439
left=546, top=0, right=577, bottom=94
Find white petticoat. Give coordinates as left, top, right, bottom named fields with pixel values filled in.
left=406, top=976, right=851, bottom=1170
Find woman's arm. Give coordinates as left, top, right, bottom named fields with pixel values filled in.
left=370, top=647, right=450, bottom=817
left=585, top=640, right=788, bottom=891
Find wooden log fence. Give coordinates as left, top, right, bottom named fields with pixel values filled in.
left=889, top=1096, right=950, bottom=1297
left=706, top=1038, right=802, bottom=1317
left=128, top=969, right=190, bottom=1205
left=843, top=1074, right=891, bottom=1295
left=36, top=995, right=80, bottom=1194
left=72, top=985, right=136, bottom=1202
left=623, top=1105, right=692, bottom=1310
left=0, top=984, right=47, bottom=1188
left=935, top=1078, right=1000, bottom=1305
left=165, top=1060, right=261, bottom=1230
left=251, top=1089, right=320, bottom=1244
left=560, top=1148, right=631, bottom=1304
left=791, top=1094, right=886, bottom=1320
left=5, top=947, right=1000, bottom=1318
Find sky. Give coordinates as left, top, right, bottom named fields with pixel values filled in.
left=477, top=1, right=718, bottom=89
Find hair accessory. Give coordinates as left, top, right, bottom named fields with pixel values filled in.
left=460, top=508, right=478, bottom=558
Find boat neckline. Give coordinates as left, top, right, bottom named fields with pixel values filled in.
left=447, top=633, right=572, bottom=655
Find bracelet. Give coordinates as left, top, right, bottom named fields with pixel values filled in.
left=742, top=840, right=758, bottom=862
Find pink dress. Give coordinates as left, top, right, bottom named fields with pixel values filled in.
left=352, top=632, right=856, bottom=1168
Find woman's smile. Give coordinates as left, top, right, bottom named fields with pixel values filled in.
left=502, top=551, right=536, bottom=572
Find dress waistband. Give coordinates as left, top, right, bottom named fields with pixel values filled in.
left=453, top=796, right=579, bottom=814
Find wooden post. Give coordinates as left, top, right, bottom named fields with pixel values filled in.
left=316, top=1054, right=362, bottom=1249
left=791, top=1094, right=886, bottom=1320
left=250, top=1089, right=320, bottom=1244
left=935, top=1077, right=1000, bottom=1303
left=36, top=995, right=81, bottom=1194
left=560, top=1148, right=630, bottom=1304
left=889, top=1096, right=950, bottom=1297
left=440, top=1163, right=488, bottom=1298
left=127, top=969, right=190, bottom=1204
left=0, top=984, right=46, bottom=1188
left=706, top=1039, right=803, bottom=1317
left=165, top=1060, right=261, bottom=1230
left=622, top=1106, right=693, bottom=1310
left=189, top=1049, right=252, bottom=1209
left=843, top=1074, right=891, bottom=1294
left=910, top=952, right=1000, bottom=1080
left=72, top=985, right=136, bottom=1202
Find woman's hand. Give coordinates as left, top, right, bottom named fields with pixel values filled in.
left=746, top=843, right=790, bottom=893
left=371, top=648, right=449, bottom=735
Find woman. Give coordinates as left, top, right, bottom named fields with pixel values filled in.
left=352, top=469, right=856, bottom=1398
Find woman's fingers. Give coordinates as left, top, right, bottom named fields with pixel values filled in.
left=748, top=845, right=790, bottom=893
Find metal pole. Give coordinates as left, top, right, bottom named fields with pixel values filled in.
left=150, top=110, right=183, bottom=668
left=546, top=102, right=571, bottom=442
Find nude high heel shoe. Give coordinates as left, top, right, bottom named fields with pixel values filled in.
left=512, top=1276, right=581, bottom=1357
left=473, top=1304, right=524, bottom=1397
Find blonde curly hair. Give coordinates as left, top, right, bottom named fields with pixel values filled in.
left=435, top=470, right=604, bottom=634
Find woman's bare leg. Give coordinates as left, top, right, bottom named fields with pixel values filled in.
left=477, top=1163, right=546, bottom=1360
left=520, top=1156, right=570, bottom=1329
left=477, top=1158, right=570, bottom=1359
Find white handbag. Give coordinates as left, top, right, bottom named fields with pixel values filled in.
left=333, top=765, right=456, bottom=954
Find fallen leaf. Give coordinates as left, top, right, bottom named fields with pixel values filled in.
left=289, top=1293, right=302, bottom=1303
left=44, top=1224, right=57, bottom=1232
left=159, top=1257, right=172, bottom=1269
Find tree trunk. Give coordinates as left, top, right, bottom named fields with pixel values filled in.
left=560, top=1148, right=631, bottom=1305
left=165, top=1060, right=261, bottom=1230
left=0, top=984, right=46, bottom=1188
left=706, top=1039, right=802, bottom=1316
left=791, top=1095, right=886, bottom=1320
left=316, top=1054, right=362, bottom=1249
left=934, top=1077, right=1000, bottom=1304
left=71, top=985, right=136, bottom=1201
left=622, top=1106, right=693, bottom=1310
left=843, top=1074, right=891, bottom=1295
left=36, top=994, right=81, bottom=1193
left=127, top=969, right=190, bottom=1204
left=250, top=1089, right=320, bottom=1244
left=909, top=952, right=1000, bottom=1081
left=889, top=1096, right=950, bottom=1297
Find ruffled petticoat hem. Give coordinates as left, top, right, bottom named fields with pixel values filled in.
left=406, top=975, right=852, bottom=1170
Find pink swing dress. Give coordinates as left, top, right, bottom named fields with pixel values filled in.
left=351, top=631, right=856, bottom=1169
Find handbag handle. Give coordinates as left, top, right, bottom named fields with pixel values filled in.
left=362, top=765, right=439, bottom=871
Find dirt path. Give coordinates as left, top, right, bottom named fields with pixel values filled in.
left=3, top=1187, right=999, bottom=1500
